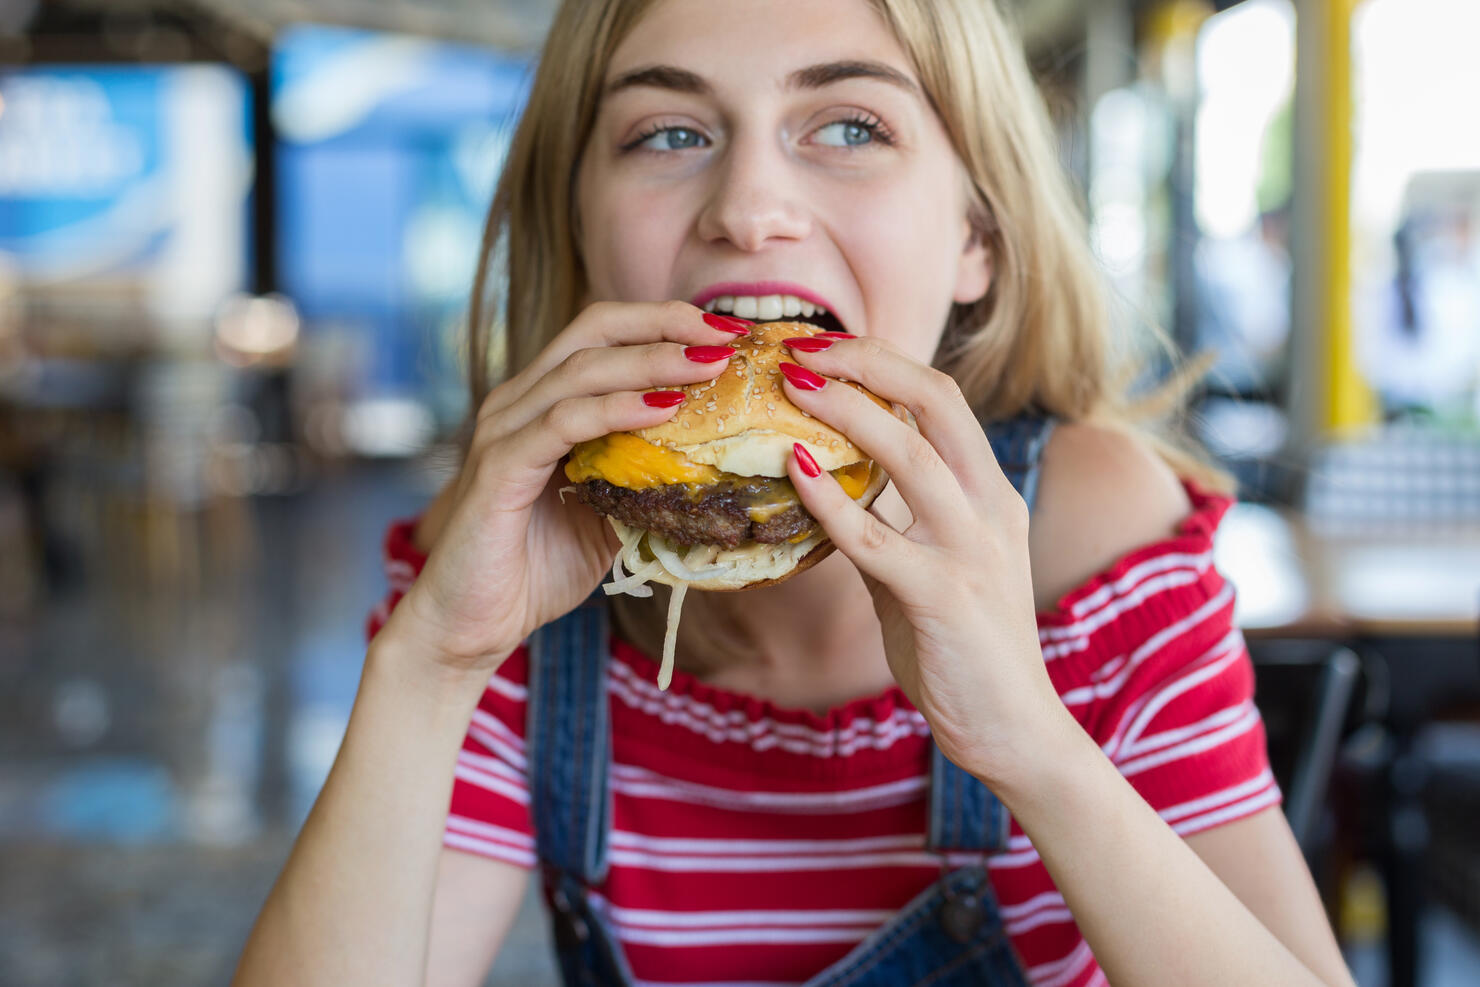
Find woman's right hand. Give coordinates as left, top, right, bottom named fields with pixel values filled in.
left=382, top=300, right=750, bottom=674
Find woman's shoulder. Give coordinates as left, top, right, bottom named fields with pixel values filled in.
left=1028, top=420, right=1203, bottom=613
left=1026, top=421, right=1241, bottom=675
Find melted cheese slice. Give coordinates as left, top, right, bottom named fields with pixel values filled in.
left=566, top=434, right=872, bottom=500
left=566, top=433, right=722, bottom=488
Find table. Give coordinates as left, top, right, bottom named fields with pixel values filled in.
left=1215, top=504, right=1480, bottom=987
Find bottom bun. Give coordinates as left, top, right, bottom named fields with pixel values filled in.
left=706, top=540, right=836, bottom=591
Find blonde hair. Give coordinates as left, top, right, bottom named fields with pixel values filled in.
left=468, top=0, right=1230, bottom=495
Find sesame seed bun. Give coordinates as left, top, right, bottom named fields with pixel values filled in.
left=632, top=321, right=890, bottom=476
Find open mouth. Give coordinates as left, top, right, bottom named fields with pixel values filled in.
left=701, top=293, right=848, bottom=334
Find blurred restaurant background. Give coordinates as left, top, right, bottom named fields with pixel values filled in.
left=1, top=0, right=1478, bottom=984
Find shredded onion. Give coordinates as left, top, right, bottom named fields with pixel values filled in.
left=648, top=534, right=726, bottom=581
left=602, top=558, right=662, bottom=598
left=659, top=583, right=688, bottom=691
left=610, top=541, right=627, bottom=585
left=556, top=484, right=578, bottom=504
left=597, top=522, right=702, bottom=692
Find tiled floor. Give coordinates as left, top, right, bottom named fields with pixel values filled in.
left=0, top=458, right=1476, bottom=986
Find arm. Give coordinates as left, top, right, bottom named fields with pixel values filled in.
left=235, top=302, right=746, bottom=985
left=1185, top=809, right=1353, bottom=984
left=426, top=850, right=531, bottom=987
left=1000, top=422, right=1354, bottom=986
left=233, top=627, right=519, bottom=985
left=774, top=334, right=1354, bottom=987
left=237, top=483, right=530, bottom=987
left=420, top=478, right=531, bottom=985
left=998, top=723, right=1354, bottom=987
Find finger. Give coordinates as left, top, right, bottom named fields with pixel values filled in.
left=781, top=335, right=1003, bottom=501
left=488, top=390, right=691, bottom=485
left=787, top=442, right=921, bottom=585
left=482, top=301, right=752, bottom=420
left=780, top=365, right=968, bottom=531
left=484, top=339, right=738, bottom=442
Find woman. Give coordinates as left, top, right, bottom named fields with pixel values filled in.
left=236, top=1, right=1356, bottom=984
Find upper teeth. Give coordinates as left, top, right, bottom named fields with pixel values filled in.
left=704, top=294, right=827, bottom=321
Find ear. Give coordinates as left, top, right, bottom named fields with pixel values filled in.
left=953, top=214, right=992, bottom=305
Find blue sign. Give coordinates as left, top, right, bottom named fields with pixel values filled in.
left=0, top=65, right=249, bottom=280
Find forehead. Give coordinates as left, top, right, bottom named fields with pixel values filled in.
left=609, top=0, right=912, bottom=85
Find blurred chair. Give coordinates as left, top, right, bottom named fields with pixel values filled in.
left=1249, top=639, right=1363, bottom=856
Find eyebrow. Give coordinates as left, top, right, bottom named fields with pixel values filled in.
left=602, top=59, right=921, bottom=99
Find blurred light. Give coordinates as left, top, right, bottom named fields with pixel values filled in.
left=214, top=292, right=301, bottom=366
left=1216, top=502, right=1310, bottom=629
left=404, top=204, right=480, bottom=301
left=184, top=662, right=262, bottom=845
left=1194, top=0, right=1295, bottom=239
left=1089, top=86, right=1160, bottom=306
left=52, top=677, right=111, bottom=748
left=1353, top=0, right=1480, bottom=230
left=289, top=703, right=351, bottom=812
left=1197, top=396, right=1289, bottom=459
left=273, top=35, right=432, bottom=143
left=207, top=442, right=309, bottom=497
left=341, top=397, right=435, bottom=457
left=303, top=400, right=348, bottom=457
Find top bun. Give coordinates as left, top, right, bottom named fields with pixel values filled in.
left=634, top=321, right=886, bottom=477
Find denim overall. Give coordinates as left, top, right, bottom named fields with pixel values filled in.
left=526, top=414, right=1057, bottom=986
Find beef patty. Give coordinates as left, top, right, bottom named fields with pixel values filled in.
left=575, top=475, right=818, bottom=549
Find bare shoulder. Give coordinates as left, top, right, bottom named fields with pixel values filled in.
left=1026, top=421, right=1193, bottom=613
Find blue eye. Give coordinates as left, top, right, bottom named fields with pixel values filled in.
left=631, top=126, right=707, bottom=152
left=815, top=119, right=879, bottom=148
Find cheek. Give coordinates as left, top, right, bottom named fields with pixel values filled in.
left=832, top=165, right=965, bottom=359
left=579, top=176, right=689, bottom=302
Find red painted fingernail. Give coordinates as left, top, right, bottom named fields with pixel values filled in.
left=817, top=331, right=857, bottom=339
left=703, top=313, right=753, bottom=334
left=643, top=390, right=686, bottom=408
left=684, top=345, right=734, bottom=363
left=794, top=443, right=822, bottom=478
left=779, top=362, right=827, bottom=391
left=782, top=337, right=835, bottom=353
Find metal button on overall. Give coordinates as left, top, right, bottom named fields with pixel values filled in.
left=551, top=886, right=591, bottom=947
left=940, top=886, right=989, bottom=944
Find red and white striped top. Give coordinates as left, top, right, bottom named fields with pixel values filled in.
left=367, top=479, right=1279, bottom=987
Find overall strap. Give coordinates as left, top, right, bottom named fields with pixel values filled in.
left=984, top=412, right=1057, bottom=514
left=927, top=412, right=1054, bottom=856
left=527, top=593, right=614, bottom=884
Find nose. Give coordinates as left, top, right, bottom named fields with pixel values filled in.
left=695, top=136, right=812, bottom=252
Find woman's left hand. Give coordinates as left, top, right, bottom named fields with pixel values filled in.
left=780, top=334, right=1074, bottom=788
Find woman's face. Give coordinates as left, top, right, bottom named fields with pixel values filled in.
left=574, top=0, right=991, bottom=363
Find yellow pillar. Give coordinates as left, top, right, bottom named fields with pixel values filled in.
left=1322, top=0, right=1379, bottom=433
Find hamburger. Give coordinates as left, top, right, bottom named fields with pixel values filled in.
left=561, top=321, right=895, bottom=687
